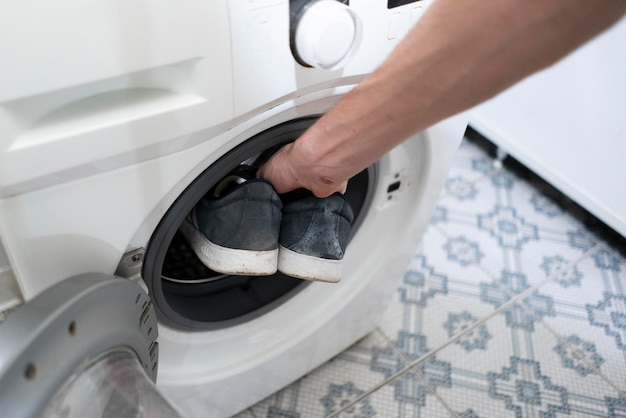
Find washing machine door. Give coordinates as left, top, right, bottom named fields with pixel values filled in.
left=0, top=273, right=184, bottom=418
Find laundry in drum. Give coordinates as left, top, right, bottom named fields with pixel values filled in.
left=179, top=165, right=353, bottom=282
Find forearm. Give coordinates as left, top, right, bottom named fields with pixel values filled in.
left=288, top=0, right=626, bottom=195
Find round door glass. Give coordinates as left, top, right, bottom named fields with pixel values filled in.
left=41, top=351, right=185, bottom=418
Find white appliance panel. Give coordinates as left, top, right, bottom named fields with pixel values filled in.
left=469, top=16, right=626, bottom=237
left=0, top=0, right=233, bottom=196
left=0, top=1, right=467, bottom=416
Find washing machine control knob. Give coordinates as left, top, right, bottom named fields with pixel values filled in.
left=292, top=0, right=362, bottom=70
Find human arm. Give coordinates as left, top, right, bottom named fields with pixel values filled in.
left=258, top=0, right=626, bottom=197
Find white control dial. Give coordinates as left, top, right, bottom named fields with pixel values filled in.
left=294, top=0, right=362, bottom=70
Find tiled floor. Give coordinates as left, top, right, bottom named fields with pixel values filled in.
left=233, top=131, right=626, bottom=418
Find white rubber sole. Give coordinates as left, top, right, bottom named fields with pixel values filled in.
left=277, top=245, right=343, bottom=283
left=179, top=220, right=278, bottom=276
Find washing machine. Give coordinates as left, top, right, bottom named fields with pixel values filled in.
left=0, top=0, right=468, bottom=416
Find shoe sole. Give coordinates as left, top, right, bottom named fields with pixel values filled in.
left=179, top=220, right=278, bottom=276
left=277, top=245, right=343, bottom=283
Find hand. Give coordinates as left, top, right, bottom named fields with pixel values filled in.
left=257, top=142, right=347, bottom=198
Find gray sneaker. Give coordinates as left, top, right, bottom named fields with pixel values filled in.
left=278, top=192, right=354, bottom=283
left=180, top=168, right=282, bottom=276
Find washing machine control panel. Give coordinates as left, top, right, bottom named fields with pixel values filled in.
left=290, top=0, right=362, bottom=70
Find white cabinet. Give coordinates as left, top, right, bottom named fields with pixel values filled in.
left=469, top=17, right=626, bottom=237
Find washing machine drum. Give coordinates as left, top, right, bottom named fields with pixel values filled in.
left=0, top=273, right=183, bottom=418
left=142, top=116, right=372, bottom=331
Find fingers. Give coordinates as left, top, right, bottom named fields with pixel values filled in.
left=313, top=177, right=348, bottom=197
left=256, top=146, right=348, bottom=197
left=336, top=181, right=348, bottom=195
left=256, top=147, right=300, bottom=194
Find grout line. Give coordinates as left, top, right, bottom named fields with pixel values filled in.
left=378, top=327, right=412, bottom=365
left=520, top=299, right=626, bottom=397
left=412, top=369, right=461, bottom=418
left=325, top=348, right=419, bottom=418
left=598, top=240, right=626, bottom=262
left=327, top=244, right=599, bottom=418
left=378, top=328, right=460, bottom=417
left=403, top=245, right=595, bottom=365
left=514, top=244, right=626, bottom=397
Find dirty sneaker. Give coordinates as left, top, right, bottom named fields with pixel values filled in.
left=278, top=192, right=354, bottom=283
left=180, top=167, right=282, bottom=276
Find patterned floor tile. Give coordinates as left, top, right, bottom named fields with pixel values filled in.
left=379, top=137, right=597, bottom=360
left=437, top=146, right=502, bottom=223
left=330, top=372, right=455, bottom=418
left=232, top=135, right=626, bottom=418
left=430, top=304, right=622, bottom=417
left=379, top=227, right=500, bottom=360
left=247, top=332, right=409, bottom=418
left=435, top=165, right=597, bottom=291
left=429, top=216, right=502, bottom=288
left=522, top=244, right=626, bottom=392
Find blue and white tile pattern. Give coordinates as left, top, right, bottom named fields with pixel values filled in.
left=234, top=132, right=626, bottom=417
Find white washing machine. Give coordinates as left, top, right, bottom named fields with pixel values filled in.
left=0, top=0, right=467, bottom=416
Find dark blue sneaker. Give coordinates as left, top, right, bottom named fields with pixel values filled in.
left=278, top=192, right=354, bottom=283
left=180, top=167, right=282, bottom=276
